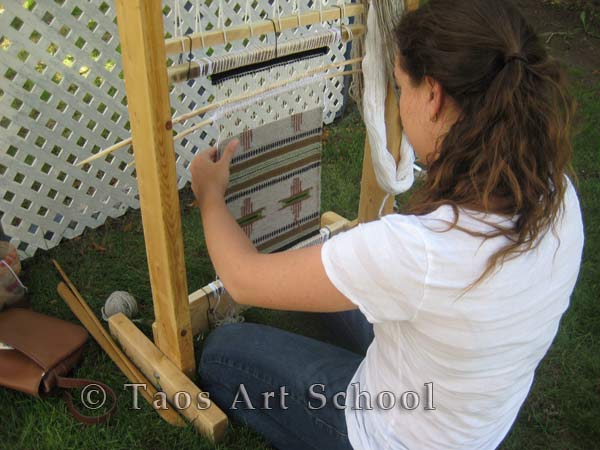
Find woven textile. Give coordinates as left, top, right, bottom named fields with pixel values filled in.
left=222, top=107, right=323, bottom=252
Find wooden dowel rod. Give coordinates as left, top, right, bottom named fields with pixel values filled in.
left=174, top=68, right=360, bottom=142
left=164, top=4, right=365, bottom=55
left=173, top=57, right=362, bottom=124
left=75, top=138, right=133, bottom=167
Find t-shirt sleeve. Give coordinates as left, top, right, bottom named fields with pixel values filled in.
left=321, top=214, right=429, bottom=323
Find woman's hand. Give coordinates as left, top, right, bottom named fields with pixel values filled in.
left=190, top=139, right=239, bottom=207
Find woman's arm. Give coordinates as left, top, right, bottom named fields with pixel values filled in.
left=190, top=141, right=357, bottom=313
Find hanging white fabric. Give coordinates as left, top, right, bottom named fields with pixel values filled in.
left=362, top=0, right=415, bottom=196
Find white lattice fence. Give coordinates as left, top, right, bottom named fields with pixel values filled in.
left=0, top=0, right=351, bottom=258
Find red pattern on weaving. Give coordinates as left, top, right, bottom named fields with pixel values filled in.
left=241, top=197, right=254, bottom=237
left=291, top=113, right=303, bottom=134
left=291, top=177, right=303, bottom=224
left=240, top=128, right=253, bottom=151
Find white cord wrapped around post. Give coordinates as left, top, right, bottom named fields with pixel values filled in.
left=362, top=0, right=415, bottom=196
left=290, top=227, right=331, bottom=250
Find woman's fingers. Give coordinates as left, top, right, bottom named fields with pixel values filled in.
left=220, top=139, right=240, bottom=166
left=190, top=139, right=239, bottom=201
left=205, top=147, right=218, bottom=162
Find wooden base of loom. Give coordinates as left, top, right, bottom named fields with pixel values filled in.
left=108, top=314, right=228, bottom=442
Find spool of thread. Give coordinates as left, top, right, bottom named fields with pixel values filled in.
left=101, top=291, right=138, bottom=321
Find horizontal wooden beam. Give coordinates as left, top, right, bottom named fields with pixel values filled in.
left=320, top=211, right=351, bottom=228
left=164, top=4, right=365, bottom=55
left=108, top=313, right=228, bottom=442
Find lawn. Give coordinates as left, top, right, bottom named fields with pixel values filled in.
left=2, top=39, right=599, bottom=450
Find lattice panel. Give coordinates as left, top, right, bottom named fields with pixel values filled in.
left=0, top=0, right=352, bottom=258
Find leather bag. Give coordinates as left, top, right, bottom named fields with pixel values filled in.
left=0, top=307, right=116, bottom=424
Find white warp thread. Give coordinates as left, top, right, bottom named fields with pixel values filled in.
left=290, top=227, right=331, bottom=250
left=363, top=1, right=415, bottom=196
left=208, top=72, right=324, bottom=124
left=195, top=29, right=339, bottom=78
left=207, top=278, right=245, bottom=327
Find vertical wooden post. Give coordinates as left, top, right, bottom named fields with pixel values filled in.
left=357, top=0, right=419, bottom=223
left=406, top=0, right=421, bottom=10
left=114, top=0, right=195, bottom=377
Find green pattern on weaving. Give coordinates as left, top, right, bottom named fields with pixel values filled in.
left=237, top=208, right=266, bottom=227
left=279, top=188, right=313, bottom=208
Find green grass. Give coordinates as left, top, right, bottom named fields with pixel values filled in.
left=2, top=75, right=599, bottom=449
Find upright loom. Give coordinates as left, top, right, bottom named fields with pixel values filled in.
left=81, top=0, right=421, bottom=442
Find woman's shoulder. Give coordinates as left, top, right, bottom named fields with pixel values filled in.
left=363, top=173, right=582, bottom=250
left=390, top=174, right=581, bottom=232
left=381, top=204, right=509, bottom=237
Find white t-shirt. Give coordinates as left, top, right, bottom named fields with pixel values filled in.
left=321, top=178, right=584, bottom=450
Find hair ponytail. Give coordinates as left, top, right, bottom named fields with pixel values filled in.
left=394, top=0, right=576, bottom=287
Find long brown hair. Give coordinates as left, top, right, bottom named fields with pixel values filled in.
left=394, top=0, right=576, bottom=286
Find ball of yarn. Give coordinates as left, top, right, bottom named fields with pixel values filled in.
left=101, top=291, right=138, bottom=321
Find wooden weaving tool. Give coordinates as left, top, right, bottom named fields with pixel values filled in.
left=52, top=260, right=187, bottom=428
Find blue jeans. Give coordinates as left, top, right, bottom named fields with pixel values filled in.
left=197, top=310, right=374, bottom=450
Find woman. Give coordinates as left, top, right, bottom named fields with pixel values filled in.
left=190, top=0, right=584, bottom=448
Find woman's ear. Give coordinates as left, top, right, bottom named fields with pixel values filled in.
left=425, top=76, right=444, bottom=122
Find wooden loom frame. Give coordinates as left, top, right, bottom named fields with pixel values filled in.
left=108, top=0, right=420, bottom=442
